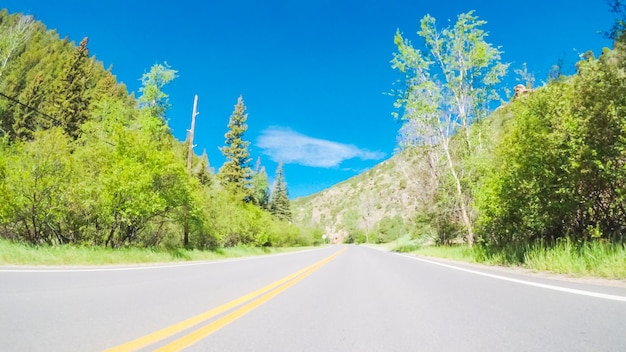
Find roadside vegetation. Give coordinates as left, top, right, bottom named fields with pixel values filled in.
left=0, top=9, right=317, bottom=259
left=0, top=238, right=308, bottom=265
left=2, top=3, right=626, bottom=276
left=392, top=240, right=626, bottom=279
left=297, top=3, right=626, bottom=279
left=393, top=6, right=626, bottom=280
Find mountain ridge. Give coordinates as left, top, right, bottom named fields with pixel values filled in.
left=292, top=147, right=434, bottom=242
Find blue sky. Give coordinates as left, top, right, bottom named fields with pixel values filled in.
left=3, top=0, right=617, bottom=198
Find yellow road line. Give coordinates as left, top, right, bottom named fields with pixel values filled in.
left=105, top=247, right=346, bottom=352
left=155, top=247, right=345, bottom=351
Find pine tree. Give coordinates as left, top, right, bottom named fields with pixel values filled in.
left=0, top=13, right=62, bottom=139
left=218, top=96, right=252, bottom=200
left=48, top=36, right=92, bottom=139
left=12, top=72, right=44, bottom=140
left=37, top=37, right=93, bottom=139
left=192, top=149, right=213, bottom=186
left=269, top=161, right=292, bottom=221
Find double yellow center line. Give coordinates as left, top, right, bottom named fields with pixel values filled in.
left=105, top=247, right=346, bottom=352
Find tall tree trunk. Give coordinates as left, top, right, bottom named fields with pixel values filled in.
left=183, top=219, right=189, bottom=247
left=106, top=223, right=116, bottom=248
left=441, top=136, right=474, bottom=245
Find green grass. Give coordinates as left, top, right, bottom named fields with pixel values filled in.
left=392, top=239, right=626, bottom=279
left=523, top=240, right=626, bottom=279
left=367, top=234, right=418, bottom=251
left=0, top=239, right=313, bottom=266
left=407, top=245, right=477, bottom=263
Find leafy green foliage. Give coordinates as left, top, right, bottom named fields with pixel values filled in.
left=0, top=12, right=314, bottom=252
left=475, top=45, right=626, bottom=253
left=341, top=208, right=366, bottom=244
left=0, top=128, right=74, bottom=244
left=250, top=165, right=270, bottom=209
left=297, top=10, right=625, bottom=268
left=606, top=0, right=626, bottom=41
left=391, top=11, right=508, bottom=245
left=138, top=62, right=177, bottom=121
left=372, top=215, right=407, bottom=243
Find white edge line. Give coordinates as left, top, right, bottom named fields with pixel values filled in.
left=0, top=246, right=329, bottom=273
left=396, top=253, right=626, bottom=302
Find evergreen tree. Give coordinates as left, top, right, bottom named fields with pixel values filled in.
left=218, top=95, right=252, bottom=200
left=49, top=36, right=92, bottom=139
left=269, top=161, right=292, bottom=222
left=192, top=149, right=213, bottom=186
left=12, top=72, right=44, bottom=140
left=0, top=14, right=66, bottom=139
left=92, top=66, right=131, bottom=105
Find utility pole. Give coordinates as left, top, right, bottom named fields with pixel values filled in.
left=184, top=95, right=198, bottom=247
left=186, top=94, right=199, bottom=172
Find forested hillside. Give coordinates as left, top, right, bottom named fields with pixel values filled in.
left=294, top=7, right=626, bottom=266
left=0, top=10, right=311, bottom=249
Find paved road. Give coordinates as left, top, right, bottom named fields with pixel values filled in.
left=1, top=245, right=625, bottom=351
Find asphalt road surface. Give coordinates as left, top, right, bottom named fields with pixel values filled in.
left=1, top=245, right=625, bottom=351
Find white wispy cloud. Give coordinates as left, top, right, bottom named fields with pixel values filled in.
left=256, top=127, right=385, bottom=168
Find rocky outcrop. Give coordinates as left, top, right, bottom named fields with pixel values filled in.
left=514, top=84, right=531, bottom=98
